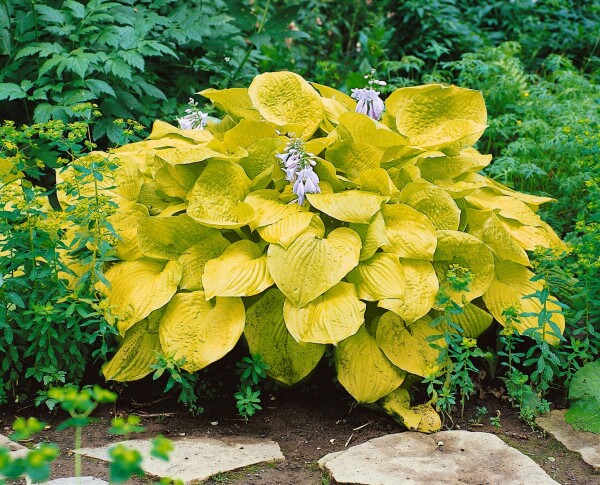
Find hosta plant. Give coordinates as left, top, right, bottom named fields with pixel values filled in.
left=82, top=72, right=566, bottom=432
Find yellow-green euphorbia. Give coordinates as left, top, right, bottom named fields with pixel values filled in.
left=88, top=71, right=566, bottom=432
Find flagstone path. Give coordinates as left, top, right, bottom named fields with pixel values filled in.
left=319, top=430, right=559, bottom=485
left=75, top=436, right=284, bottom=484
left=537, top=410, right=600, bottom=470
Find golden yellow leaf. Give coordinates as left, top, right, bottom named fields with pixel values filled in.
left=248, top=71, right=324, bottom=139
left=159, top=291, right=245, bottom=372
left=283, top=282, right=366, bottom=344
left=378, top=259, right=439, bottom=323
left=267, top=227, right=361, bottom=307
left=203, top=240, right=273, bottom=298
left=244, top=288, right=325, bottom=386
left=336, top=325, right=406, bottom=403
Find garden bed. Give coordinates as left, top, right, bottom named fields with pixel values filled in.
left=3, top=383, right=599, bottom=485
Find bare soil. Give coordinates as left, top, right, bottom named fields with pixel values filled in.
left=2, top=383, right=600, bottom=485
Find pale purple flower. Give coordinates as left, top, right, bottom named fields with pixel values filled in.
left=178, top=98, right=208, bottom=130
left=351, top=87, right=385, bottom=121
left=277, top=138, right=320, bottom=205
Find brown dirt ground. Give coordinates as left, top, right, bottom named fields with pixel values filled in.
left=2, top=384, right=600, bottom=485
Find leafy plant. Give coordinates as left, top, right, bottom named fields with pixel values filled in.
left=0, top=386, right=181, bottom=484
left=80, top=71, right=566, bottom=430
left=235, top=354, right=270, bottom=420
left=564, top=361, right=600, bottom=433
left=150, top=353, right=204, bottom=417
left=0, top=108, right=124, bottom=402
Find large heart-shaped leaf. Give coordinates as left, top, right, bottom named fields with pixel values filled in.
left=381, top=204, right=437, bottom=260
left=376, top=312, right=444, bottom=377
left=267, top=227, right=361, bottom=307
left=137, top=214, right=222, bottom=260
left=347, top=253, right=405, bottom=301
left=244, top=289, right=325, bottom=386
left=100, top=259, right=182, bottom=335
left=378, top=259, right=439, bottom=323
left=306, top=191, right=387, bottom=224
left=187, top=160, right=255, bottom=229
left=257, top=211, right=315, bottom=248
left=466, top=208, right=530, bottom=266
left=103, top=320, right=160, bottom=382
left=203, top=240, right=273, bottom=298
left=159, top=291, right=245, bottom=372
left=245, top=189, right=305, bottom=231
left=400, top=180, right=461, bottom=230
left=335, top=325, right=405, bottom=403
left=393, top=84, right=487, bottom=152
left=248, top=71, right=324, bottom=139
left=283, top=282, right=365, bottom=344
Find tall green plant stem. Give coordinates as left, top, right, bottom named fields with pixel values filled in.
left=75, top=425, right=82, bottom=478
left=226, top=0, right=271, bottom=88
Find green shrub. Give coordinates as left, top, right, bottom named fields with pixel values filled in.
left=0, top=107, right=125, bottom=403
left=0, top=0, right=305, bottom=142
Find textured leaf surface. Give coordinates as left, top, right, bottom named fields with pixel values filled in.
left=466, top=209, right=530, bottom=266
left=268, top=227, right=361, bottom=307
left=350, top=211, right=389, bottom=261
left=257, top=211, right=314, bottom=248
left=101, top=259, right=182, bottom=335
left=499, top=216, right=566, bottom=251
left=245, top=189, right=304, bottom=231
left=381, top=204, right=437, bottom=260
left=307, top=191, right=387, bottom=224
left=378, top=259, right=439, bottom=323
left=159, top=291, right=245, bottom=372
left=187, top=160, right=254, bottom=228
left=565, top=361, right=600, bottom=434
left=347, top=253, right=405, bottom=301
left=400, top=180, right=461, bottom=230
left=417, top=148, right=492, bottom=181
left=482, top=260, right=565, bottom=344
left=203, top=240, right=273, bottom=298
left=335, top=325, right=405, bottom=403
left=178, top=236, right=231, bottom=291
left=248, top=71, right=323, bottom=139
left=283, top=282, right=365, bottom=344
left=103, top=320, right=160, bottom=382
left=433, top=230, right=494, bottom=305
left=465, top=188, right=544, bottom=227
left=326, top=140, right=382, bottom=180
left=380, top=388, right=441, bottom=433
left=137, top=214, right=222, bottom=260
left=199, top=87, right=259, bottom=120
left=244, top=289, right=325, bottom=386
left=109, top=200, right=148, bottom=261
left=376, top=312, right=444, bottom=377
left=394, top=84, right=487, bottom=152
left=155, top=162, right=203, bottom=200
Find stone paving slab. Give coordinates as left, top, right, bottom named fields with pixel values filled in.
left=75, top=436, right=284, bottom=484
left=537, top=409, right=600, bottom=470
left=319, top=430, right=559, bottom=485
left=45, top=478, right=109, bottom=484
left=0, top=433, right=27, bottom=452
